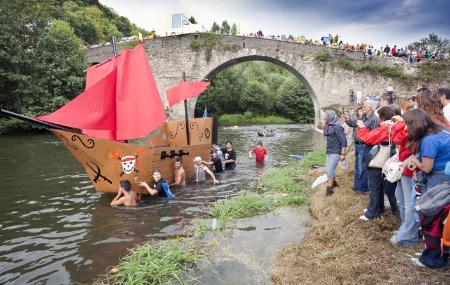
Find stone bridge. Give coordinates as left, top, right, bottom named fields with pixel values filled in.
left=87, top=34, right=412, bottom=122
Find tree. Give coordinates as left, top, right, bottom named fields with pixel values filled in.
left=221, top=20, right=230, bottom=35
left=188, top=16, right=197, bottom=24
left=276, top=78, right=314, bottom=122
left=211, top=22, right=220, bottom=33
left=407, top=33, right=450, bottom=51
left=230, top=23, right=237, bottom=35
left=239, top=80, right=270, bottom=114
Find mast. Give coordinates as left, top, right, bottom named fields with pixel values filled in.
left=182, top=71, right=191, bottom=145
left=0, top=109, right=80, bottom=133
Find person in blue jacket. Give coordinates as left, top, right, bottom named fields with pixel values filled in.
left=138, top=169, right=174, bottom=199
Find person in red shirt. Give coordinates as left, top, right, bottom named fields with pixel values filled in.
left=249, top=141, right=268, bottom=164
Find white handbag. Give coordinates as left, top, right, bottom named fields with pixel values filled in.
left=382, top=153, right=403, bottom=182
left=368, top=125, right=393, bottom=169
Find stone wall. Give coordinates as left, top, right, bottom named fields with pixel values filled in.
left=87, top=34, right=415, bottom=123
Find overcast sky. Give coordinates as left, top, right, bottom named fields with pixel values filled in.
left=100, top=0, right=450, bottom=48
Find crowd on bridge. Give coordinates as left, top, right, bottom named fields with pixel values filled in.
left=242, top=31, right=450, bottom=63
left=313, top=83, right=450, bottom=270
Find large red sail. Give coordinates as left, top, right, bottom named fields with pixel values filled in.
left=36, top=45, right=167, bottom=140
left=166, top=80, right=210, bottom=107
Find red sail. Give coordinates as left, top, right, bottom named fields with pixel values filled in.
left=36, top=45, right=167, bottom=140
left=166, top=80, right=210, bottom=107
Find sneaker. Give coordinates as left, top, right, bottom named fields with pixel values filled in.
left=410, top=257, right=426, bottom=268
left=390, top=235, right=398, bottom=246
left=414, top=252, right=422, bottom=257
left=359, top=215, right=370, bottom=221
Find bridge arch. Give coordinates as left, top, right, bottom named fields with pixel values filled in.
left=202, top=55, right=320, bottom=123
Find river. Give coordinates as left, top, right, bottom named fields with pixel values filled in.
left=0, top=124, right=321, bottom=285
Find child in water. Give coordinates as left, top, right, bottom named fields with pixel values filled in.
left=110, top=180, right=138, bottom=207
left=139, top=169, right=174, bottom=199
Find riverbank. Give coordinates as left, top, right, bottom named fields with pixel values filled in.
left=219, top=113, right=294, bottom=126
left=272, top=155, right=450, bottom=284
left=96, top=148, right=325, bottom=284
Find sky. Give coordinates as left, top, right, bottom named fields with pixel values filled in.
left=99, top=0, right=450, bottom=48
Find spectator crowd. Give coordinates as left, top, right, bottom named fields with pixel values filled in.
left=314, top=83, right=450, bottom=270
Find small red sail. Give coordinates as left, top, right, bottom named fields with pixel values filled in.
left=36, top=45, right=167, bottom=141
left=166, top=80, right=210, bottom=107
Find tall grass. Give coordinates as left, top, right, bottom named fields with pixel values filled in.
left=219, top=113, right=293, bottom=126
left=101, top=240, right=199, bottom=285
left=211, top=148, right=326, bottom=227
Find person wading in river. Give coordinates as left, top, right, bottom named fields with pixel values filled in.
left=221, top=141, right=237, bottom=170
left=171, top=158, right=186, bottom=187
left=193, top=156, right=219, bottom=184
left=249, top=141, right=268, bottom=164
left=138, top=169, right=174, bottom=198
left=110, top=180, right=138, bottom=207
left=313, top=110, right=348, bottom=196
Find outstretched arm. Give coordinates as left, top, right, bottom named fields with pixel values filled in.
left=110, top=187, right=123, bottom=206
left=138, top=182, right=158, bottom=196
left=204, top=167, right=219, bottom=184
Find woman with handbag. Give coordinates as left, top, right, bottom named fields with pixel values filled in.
left=389, top=115, right=419, bottom=246
left=356, top=105, right=400, bottom=221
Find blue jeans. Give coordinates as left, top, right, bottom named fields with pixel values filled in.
left=394, top=176, right=419, bottom=245
left=354, top=144, right=368, bottom=192
left=365, top=168, right=398, bottom=219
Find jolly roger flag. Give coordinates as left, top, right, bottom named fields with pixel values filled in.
left=166, top=80, right=210, bottom=108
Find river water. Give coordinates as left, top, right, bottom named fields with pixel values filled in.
left=0, top=124, right=321, bottom=285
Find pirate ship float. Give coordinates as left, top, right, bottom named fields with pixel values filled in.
left=0, top=44, right=215, bottom=193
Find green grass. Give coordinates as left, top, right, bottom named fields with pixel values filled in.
left=314, top=48, right=332, bottom=62
left=99, top=239, right=199, bottom=285
left=219, top=113, right=293, bottom=126
left=211, top=148, right=326, bottom=228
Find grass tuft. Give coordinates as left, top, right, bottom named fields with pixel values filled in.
left=100, top=239, right=199, bottom=285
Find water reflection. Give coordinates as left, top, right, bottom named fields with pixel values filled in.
left=0, top=125, right=321, bottom=284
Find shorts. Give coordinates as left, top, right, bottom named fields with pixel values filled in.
left=326, top=153, right=340, bottom=180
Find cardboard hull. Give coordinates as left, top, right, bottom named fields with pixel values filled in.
left=52, top=118, right=213, bottom=193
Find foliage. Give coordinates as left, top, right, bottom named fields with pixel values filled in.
left=0, top=0, right=145, bottom=133
left=103, top=240, right=199, bottom=285
left=220, top=20, right=230, bottom=34
left=407, top=33, right=450, bottom=51
left=211, top=21, right=220, bottom=33
left=218, top=113, right=293, bottom=126
left=196, top=61, right=314, bottom=122
left=188, top=16, right=197, bottom=24
left=276, top=78, right=314, bottom=123
left=336, top=57, right=415, bottom=86
left=0, top=1, right=86, bottom=116
left=239, top=80, right=271, bottom=114
left=230, top=23, right=238, bottom=35
left=190, top=32, right=222, bottom=63
left=416, top=60, right=449, bottom=83
left=314, top=48, right=332, bottom=62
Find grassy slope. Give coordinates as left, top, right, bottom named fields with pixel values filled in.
left=272, top=154, right=450, bottom=284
